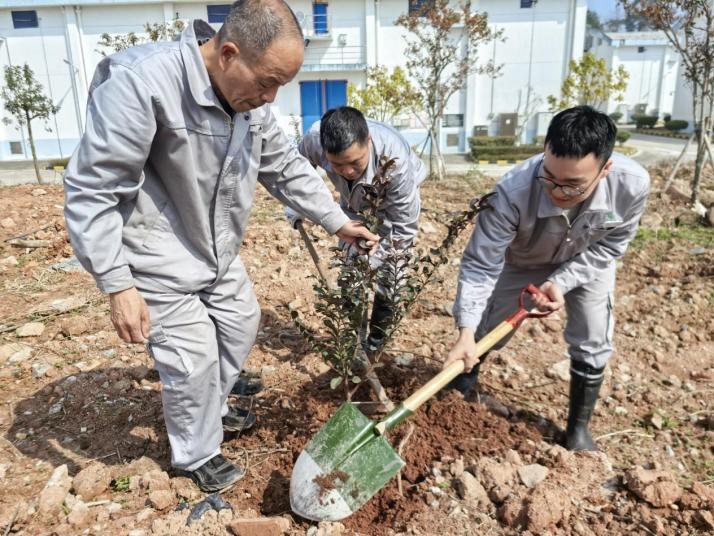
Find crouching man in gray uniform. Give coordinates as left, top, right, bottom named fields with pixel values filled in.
left=443, top=106, right=650, bottom=451
left=63, top=1, right=378, bottom=492
left=288, top=106, right=427, bottom=350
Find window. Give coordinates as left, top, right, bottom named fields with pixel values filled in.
left=9, top=141, right=23, bottom=155
left=638, top=46, right=646, bottom=53
left=11, top=10, right=38, bottom=29
left=521, top=0, right=536, bottom=7
left=443, top=114, right=464, bottom=128
left=313, top=3, right=328, bottom=35
left=408, top=0, right=435, bottom=15
left=446, top=134, right=460, bottom=147
left=206, top=5, right=231, bottom=24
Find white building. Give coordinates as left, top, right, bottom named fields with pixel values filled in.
left=0, top=0, right=586, bottom=161
left=588, top=30, right=681, bottom=121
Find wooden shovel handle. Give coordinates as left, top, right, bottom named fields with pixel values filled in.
left=296, top=220, right=332, bottom=287
left=402, top=321, right=514, bottom=413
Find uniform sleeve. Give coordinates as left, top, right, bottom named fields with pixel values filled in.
left=257, top=110, right=348, bottom=234
left=453, top=186, right=518, bottom=332
left=63, top=62, right=157, bottom=294
left=548, top=180, right=650, bottom=294
left=297, top=127, right=321, bottom=167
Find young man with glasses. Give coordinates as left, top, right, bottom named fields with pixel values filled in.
left=443, top=105, right=650, bottom=451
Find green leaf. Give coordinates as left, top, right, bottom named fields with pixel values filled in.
left=351, top=376, right=362, bottom=384
left=330, top=377, right=343, bottom=390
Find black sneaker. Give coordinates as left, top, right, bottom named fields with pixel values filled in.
left=222, top=405, right=257, bottom=432
left=176, top=454, right=243, bottom=492
left=230, top=376, right=263, bottom=396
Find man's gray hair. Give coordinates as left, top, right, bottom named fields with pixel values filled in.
left=218, top=0, right=304, bottom=61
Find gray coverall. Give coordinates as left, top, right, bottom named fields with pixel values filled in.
left=454, top=152, right=650, bottom=375
left=64, top=21, right=349, bottom=471
left=298, top=119, right=427, bottom=264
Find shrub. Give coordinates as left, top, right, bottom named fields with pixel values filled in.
left=664, top=119, right=688, bottom=132
left=609, top=112, right=623, bottom=123
left=615, top=130, right=631, bottom=145
left=470, top=144, right=542, bottom=161
left=633, top=114, right=658, bottom=129
left=533, top=135, right=546, bottom=145
left=663, top=113, right=672, bottom=122
left=468, top=136, right=516, bottom=147
left=46, top=158, right=69, bottom=169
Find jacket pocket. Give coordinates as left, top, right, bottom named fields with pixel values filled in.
left=146, top=324, right=194, bottom=382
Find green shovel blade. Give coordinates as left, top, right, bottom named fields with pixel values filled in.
left=290, top=402, right=406, bottom=521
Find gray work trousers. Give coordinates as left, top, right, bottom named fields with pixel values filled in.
left=135, top=256, right=261, bottom=470
left=476, top=262, right=616, bottom=371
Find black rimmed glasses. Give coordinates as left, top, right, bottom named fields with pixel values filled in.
left=535, top=157, right=602, bottom=199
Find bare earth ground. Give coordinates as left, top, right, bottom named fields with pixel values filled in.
left=0, top=162, right=712, bottom=535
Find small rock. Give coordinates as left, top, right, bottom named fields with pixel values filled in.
left=31, top=360, right=51, bottom=378
left=0, top=256, right=18, bottom=266
left=50, top=257, right=85, bottom=273
left=16, top=322, right=45, bottom=337
left=148, top=489, right=175, bottom=510
left=420, top=221, right=437, bottom=234
left=0, top=343, right=33, bottom=365
left=526, top=485, right=571, bottom=530
left=449, top=458, right=464, bottom=478
left=707, top=205, right=714, bottom=227
left=128, top=530, right=147, bottom=536
left=454, top=471, right=488, bottom=503
left=664, top=375, right=682, bottom=388
left=0, top=217, right=16, bottom=229
left=73, top=462, right=111, bottom=500
left=545, top=359, right=570, bottom=382
left=135, top=508, right=153, bottom=522
left=67, top=501, right=93, bottom=528
left=394, top=353, right=414, bottom=366
left=689, top=246, right=707, bottom=256
left=32, top=188, right=47, bottom=196
left=625, top=465, right=683, bottom=507
left=140, top=470, right=171, bottom=491
left=60, top=316, right=90, bottom=337
left=518, top=464, right=549, bottom=488
left=504, top=449, right=522, bottom=466
left=106, top=502, right=122, bottom=515
left=228, top=517, right=291, bottom=536
left=0, top=464, right=8, bottom=480
left=39, top=464, right=72, bottom=515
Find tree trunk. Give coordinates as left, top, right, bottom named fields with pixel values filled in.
left=691, top=127, right=705, bottom=208
left=25, top=112, right=43, bottom=185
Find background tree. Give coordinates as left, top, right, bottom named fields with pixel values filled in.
left=586, top=9, right=603, bottom=30
left=97, top=19, right=185, bottom=55
left=396, top=0, right=503, bottom=180
left=347, top=66, right=421, bottom=124
left=547, top=52, right=629, bottom=111
left=1, top=64, right=60, bottom=184
left=620, top=0, right=714, bottom=210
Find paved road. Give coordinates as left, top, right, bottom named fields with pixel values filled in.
left=0, top=132, right=698, bottom=186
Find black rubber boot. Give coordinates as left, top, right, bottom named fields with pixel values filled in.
left=366, top=293, right=395, bottom=352
left=222, top=405, right=256, bottom=433
left=445, top=353, right=489, bottom=398
left=565, top=361, right=605, bottom=452
left=230, top=376, right=263, bottom=396
left=176, top=454, right=244, bottom=492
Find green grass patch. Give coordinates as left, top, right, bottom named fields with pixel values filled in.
left=631, top=225, right=714, bottom=250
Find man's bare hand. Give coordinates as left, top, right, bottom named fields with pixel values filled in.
left=532, top=280, right=564, bottom=312
left=335, top=220, right=380, bottom=254
left=443, top=327, right=479, bottom=372
left=109, top=287, right=150, bottom=343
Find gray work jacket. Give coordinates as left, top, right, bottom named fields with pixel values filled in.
left=454, top=152, right=650, bottom=332
left=64, top=20, right=348, bottom=294
left=298, top=119, right=426, bottom=255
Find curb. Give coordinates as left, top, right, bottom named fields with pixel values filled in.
left=476, top=159, right=525, bottom=165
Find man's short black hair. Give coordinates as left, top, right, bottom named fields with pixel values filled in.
left=545, top=105, right=616, bottom=164
left=320, top=106, right=369, bottom=155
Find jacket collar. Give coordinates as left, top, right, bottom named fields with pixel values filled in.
left=180, top=20, right=222, bottom=109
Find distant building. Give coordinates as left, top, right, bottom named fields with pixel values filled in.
left=588, top=29, right=680, bottom=122
left=0, top=0, right=586, bottom=161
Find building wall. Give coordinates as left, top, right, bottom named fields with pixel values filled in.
left=0, top=0, right=586, bottom=160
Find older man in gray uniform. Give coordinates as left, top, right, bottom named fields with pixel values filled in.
left=444, top=106, right=650, bottom=452
left=64, top=1, right=377, bottom=492
left=291, top=106, right=426, bottom=350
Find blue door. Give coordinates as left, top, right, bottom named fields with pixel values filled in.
left=313, top=3, right=328, bottom=35
left=300, top=80, right=347, bottom=133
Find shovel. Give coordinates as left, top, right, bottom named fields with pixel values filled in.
left=290, top=284, right=552, bottom=521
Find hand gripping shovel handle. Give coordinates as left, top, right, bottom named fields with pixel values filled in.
left=375, top=284, right=551, bottom=434
left=295, top=220, right=332, bottom=288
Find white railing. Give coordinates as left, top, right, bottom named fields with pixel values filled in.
left=303, top=45, right=366, bottom=66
